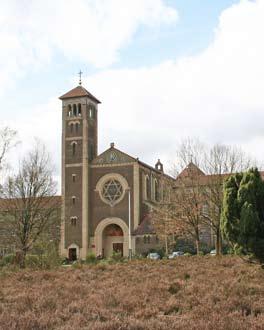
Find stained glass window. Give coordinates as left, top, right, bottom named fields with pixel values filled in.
left=102, top=179, right=123, bottom=205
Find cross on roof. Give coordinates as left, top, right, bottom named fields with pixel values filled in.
left=78, top=70, right=83, bottom=85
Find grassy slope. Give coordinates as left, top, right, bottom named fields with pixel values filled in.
left=0, top=256, right=264, bottom=330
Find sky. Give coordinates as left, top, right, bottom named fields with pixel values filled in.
left=1, top=0, right=264, bottom=188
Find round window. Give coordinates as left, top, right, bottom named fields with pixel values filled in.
left=102, top=179, right=124, bottom=205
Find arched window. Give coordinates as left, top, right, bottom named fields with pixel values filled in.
left=77, top=104, right=81, bottom=116
left=154, top=179, right=159, bottom=201
left=67, top=105, right=72, bottom=117
left=75, top=123, right=79, bottom=133
left=144, top=235, right=147, bottom=244
left=145, top=176, right=150, bottom=200
left=72, top=174, right=76, bottom=182
left=147, top=236, right=151, bottom=244
left=70, top=123, right=74, bottom=133
left=70, top=216, right=77, bottom=226
left=73, top=104, right=77, bottom=116
left=72, top=142, right=77, bottom=156
left=72, top=196, right=76, bottom=205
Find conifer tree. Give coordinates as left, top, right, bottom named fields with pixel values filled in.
left=221, top=168, right=264, bottom=263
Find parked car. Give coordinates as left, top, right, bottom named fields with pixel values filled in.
left=147, top=252, right=161, bottom=260
left=210, top=249, right=216, bottom=256
left=168, top=251, right=184, bottom=259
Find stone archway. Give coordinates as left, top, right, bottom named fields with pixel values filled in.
left=94, top=218, right=129, bottom=257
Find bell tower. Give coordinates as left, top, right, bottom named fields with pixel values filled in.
left=59, top=79, right=101, bottom=260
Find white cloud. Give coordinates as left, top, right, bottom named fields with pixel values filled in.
left=0, top=0, right=178, bottom=92
left=3, top=0, right=264, bottom=183
left=85, top=0, right=264, bottom=170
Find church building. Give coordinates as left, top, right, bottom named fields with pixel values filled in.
left=59, top=81, right=175, bottom=260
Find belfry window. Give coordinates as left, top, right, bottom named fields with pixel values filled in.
left=77, top=104, right=81, bottom=116
left=75, top=123, right=79, bottom=133
left=89, top=105, right=95, bottom=119
left=73, top=104, right=77, bottom=116
left=67, top=105, right=72, bottom=117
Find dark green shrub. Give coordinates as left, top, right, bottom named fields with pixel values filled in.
left=86, top=253, right=97, bottom=264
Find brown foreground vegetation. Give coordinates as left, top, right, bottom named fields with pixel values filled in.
left=0, top=256, right=264, bottom=330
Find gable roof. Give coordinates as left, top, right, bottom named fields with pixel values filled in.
left=177, top=162, right=205, bottom=178
left=59, top=85, right=101, bottom=103
left=92, top=145, right=137, bottom=165
left=132, top=213, right=156, bottom=235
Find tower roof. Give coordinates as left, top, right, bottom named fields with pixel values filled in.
left=59, top=85, right=101, bottom=103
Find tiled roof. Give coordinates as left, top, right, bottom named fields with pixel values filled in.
left=132, top=213, right=156, bottom=235
left=177, top=162, right=205, bottom=178
left=59, top=85, right=101, bottom=103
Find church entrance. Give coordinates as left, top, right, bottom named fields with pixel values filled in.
left=102, top=224, right=124, bottom=258
left=69, top=248, right=77, bottom=261
left=113, top=243, right=123, bottom=256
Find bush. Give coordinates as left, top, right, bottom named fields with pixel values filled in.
left=86, top=253, right=97, bottom=264
left=0, top=254, right=15, bottom=267
left=110, top=251, right=123, bottom=262
left=25, top=254, right=41, bottom=268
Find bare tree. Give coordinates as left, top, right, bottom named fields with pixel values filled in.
left=202, top=144, right=253, bottom=255
left=173, top=163, right=206, bottom=254
left=171, top=139, right=253, bottom=256
left=1, top=141, right=60, bottom=268
left=151, top=199, right=186, bottom=254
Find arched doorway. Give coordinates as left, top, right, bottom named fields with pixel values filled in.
left=94, top=217, right=129, bottom=257
left=103, top=224, right=123, bottom=258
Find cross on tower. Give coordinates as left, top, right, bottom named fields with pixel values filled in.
left=78, top=70, right=83, bottom=86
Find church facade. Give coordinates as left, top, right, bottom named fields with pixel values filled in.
left=59, top=83, right=174, bottom=260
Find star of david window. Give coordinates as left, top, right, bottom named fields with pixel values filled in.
left=102, top=179, right=123, bottom=205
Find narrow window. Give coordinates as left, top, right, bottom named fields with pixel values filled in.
left=147, top=236, right=151, bottom=244
left=72, top=174, right=76, bottom=182
left=75, top=123, right=79, bottom=133
left=154, top=180, right=159, bottom=201
left=144, top=235, right=147, bottom=244
left=156, top=235, right=159, bottom=243
left=88, top=143, right=94, bottom=161
left=72, top=142, right=76, bottom=156
left=72, top=196, right=76, bottom=205
left=70, top=123, right=74, bottom=133
left=78, top=104, right=82, bottom=116
left=145, top=176, right=150, bottom=200
left=73, top=104, right=77, bottom=116
left=70, top=217, right=77, bottom=226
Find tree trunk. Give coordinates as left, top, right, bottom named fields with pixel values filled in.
left=196, top=239, right=200, bottom=255
left=216, top=228, right=222, bottom=255
left=19, top=249, right=27, bottom=268
left=165, top=235, right=168, bottom=255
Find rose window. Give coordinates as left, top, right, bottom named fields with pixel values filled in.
left=102, top=179, right=123, bottom=205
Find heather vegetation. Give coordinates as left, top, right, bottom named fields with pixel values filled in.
left=0, top=256, right=264, bottom=330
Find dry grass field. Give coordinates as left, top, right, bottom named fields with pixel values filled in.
left=0, top=256, right=264, bottom=330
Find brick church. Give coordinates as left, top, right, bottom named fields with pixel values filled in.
left=59, top=81, right=175, bottom=261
